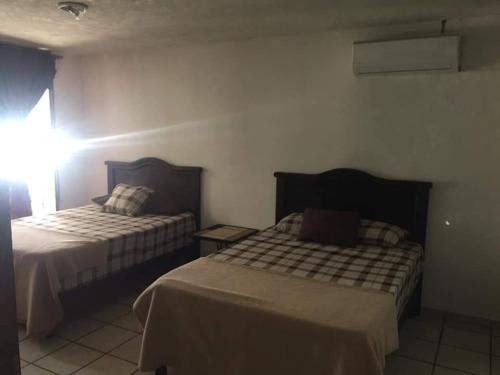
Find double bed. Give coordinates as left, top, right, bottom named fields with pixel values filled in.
left=12, top=157, right=202, bottom=337
left=134, top=168, right=431, bottom=375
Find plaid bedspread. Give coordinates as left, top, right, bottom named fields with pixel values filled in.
left=15, top=205, right=196, bottom=291
left=209, top=229, right=423, bottom=315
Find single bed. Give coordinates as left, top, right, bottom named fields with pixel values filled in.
left=133, top=168, right=432, bottom=375
left=12, top=157, right=202, bottom=337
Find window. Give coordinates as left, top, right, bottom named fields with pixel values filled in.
left=0, top=90, right=56, bottom=215
left=24, top=90, right=57, bottom=215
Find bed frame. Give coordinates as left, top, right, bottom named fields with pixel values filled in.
left=106, top=157, right=202, bottom=229
left=61, top=157, right=202, bottom=311
left=274, top=168, right=432, bottom=318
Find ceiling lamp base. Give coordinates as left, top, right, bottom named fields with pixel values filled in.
left=58, top=2, right=88, bottom=20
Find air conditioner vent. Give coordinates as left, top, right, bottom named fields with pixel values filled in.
left=353, top=36, right=461, bottom=75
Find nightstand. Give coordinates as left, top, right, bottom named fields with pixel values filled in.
left=193, top=224, right=258, bottom=254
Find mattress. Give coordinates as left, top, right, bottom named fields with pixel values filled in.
left=209, top=228, right=423, bottom=315
left=15, top=204, right=196, bottom=291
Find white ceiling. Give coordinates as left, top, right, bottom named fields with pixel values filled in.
left=1, top=0, right=500, bottom=53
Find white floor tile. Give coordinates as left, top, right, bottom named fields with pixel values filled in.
left=434, top=366, right=470, bottom=375
left=77, top=325, right=137, bottom=352
left=401, top=319, right=441, bottom=342
left=446, top=313, right=491, bottom=335
left=413, top=308, right=446, bottom=326
left=73, top=355, right=137, bottom=375
left=20, top=359, right=29, bottom=368
left=21, top=364, right=54, bottom=375
left=442, top=327, right=490, bottom=354
left=55, top=317, right=105, bottom=341
left=385, top=355, right=433, bottom=375
left=35, top=343, right=102, bottom=375
left=112, top=313, right=143, bottom=333
left=437, top=345, right=490, bottom=375
left=90, top=304, right=131, bottom=323
left=110, top=335, right=142, bottom=364
left=396, top=336, right=438, bottom=363
left=19, top=336, right=69, bottom=362
left=118, top=293, right=140, bottom=307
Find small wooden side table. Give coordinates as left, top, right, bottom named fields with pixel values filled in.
left=193, top=224, right=258, bottom=252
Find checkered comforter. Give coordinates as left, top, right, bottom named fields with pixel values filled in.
left=14, top=205, right=196, bottom=291
left=209, top=229, right=423, bottom=315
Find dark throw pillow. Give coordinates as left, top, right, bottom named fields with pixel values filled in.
left=91, top=194, right=110, bottom=206
left=298, top=208, right=360, bottom=247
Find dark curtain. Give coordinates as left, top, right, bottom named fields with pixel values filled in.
left=0, top=43, right=56, bottom=218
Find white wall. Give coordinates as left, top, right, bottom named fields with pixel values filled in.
left=53, top=55, right=89, bottom=209
left=53, top=17, right=500, bottom=320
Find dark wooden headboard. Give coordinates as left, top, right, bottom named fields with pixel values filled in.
left=105, top=158, right=202, bottom=228
left=274, top=169, right=432, bottom=248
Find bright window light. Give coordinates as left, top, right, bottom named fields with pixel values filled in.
left=0, top=90, right=80, bottom=215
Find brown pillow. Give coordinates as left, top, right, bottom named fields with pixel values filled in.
left=298, top=208, right=360, bottom=247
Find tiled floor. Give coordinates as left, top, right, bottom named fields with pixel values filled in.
left=18, top=301, right=498, bottom=375
left=387, top=309, right=498, bottom=375
left=18, top=290, right=153, bottom=375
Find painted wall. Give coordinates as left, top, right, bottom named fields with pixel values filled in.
left=53, top=55, right=89, bottom=209
left=53, top=17, right=500, bottom=320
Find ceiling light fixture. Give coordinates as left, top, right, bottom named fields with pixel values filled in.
left=57, top=1, right=88, bottom=20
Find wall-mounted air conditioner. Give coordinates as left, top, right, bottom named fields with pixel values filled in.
left=353, top=35, right=461, bottom=75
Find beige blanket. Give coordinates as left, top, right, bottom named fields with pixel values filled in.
left=134, top=258, right=399, bottom=375
left=12, top=223, right=107, bottom=337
